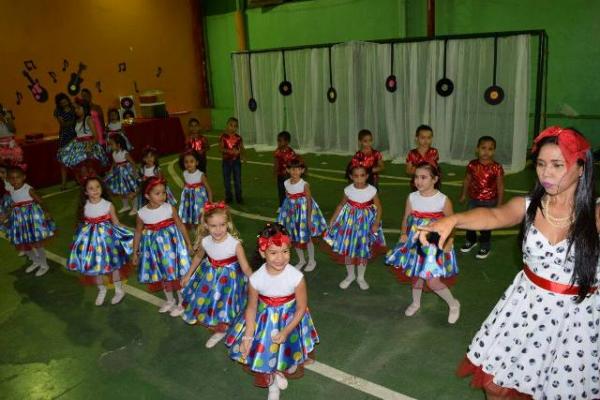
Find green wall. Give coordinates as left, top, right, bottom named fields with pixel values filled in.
left=205, top=0, right=599, bottom=146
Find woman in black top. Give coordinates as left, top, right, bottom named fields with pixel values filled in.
left=54, top=93, right=76, bottom=190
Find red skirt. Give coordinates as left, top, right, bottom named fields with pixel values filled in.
left=457, top=356, right=533, bottom=399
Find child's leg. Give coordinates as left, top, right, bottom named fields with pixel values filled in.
left=304, top=242, right=317, bottom=272
left=24, top=250, right=40, bottom=273
left=127, top=192, right=138, bottom=215
left=356, top=262, right=369, bottom=290
left=268, top=380, right=281, bottom=400
left=405, top=278, right=424, bottom=316
left=159, top=289, right=176, bottom=313
left=339, top=260, right=356, bottom=289
left=111, top=270, right=126, bottom=305
left=222, top=160, right=233, bottom=202
left=479, top=229, right=492, bottom=250
left=276, top=175, right=286, bottom=207
left=118, top=196, right=130, bottom=212
left=95, top=276, right=107, bottom=306
left=233, top=159, right=242, bottom=203
left=169, top=290, right=185, bottom=317
left=294, top=247, right=306, bottom=270
left=427, top=278, right=460, bottom=324
left=33, top=247, right=49, bottom=277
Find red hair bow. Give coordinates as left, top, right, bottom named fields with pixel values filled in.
left=532, top=126, right=590, bottom=168
left=144, top=176, right=166, bottom=194
left=203, top=201, right=227, bottom=213
left=258, top=232, right=291, bottom=252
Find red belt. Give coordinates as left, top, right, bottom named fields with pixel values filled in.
left=115, top=161, right=128, bottom=166
left=287, top=192, right=305, bottom=199
left=523, top=265, right=597, bottom=295
left=411, top=211, right=445, bottom=219
left=208, top=255, right=238, bottom=267
left=84, top=214, right=112, bottom=224
left=347, top=199, right=373, bottom=209
left=12, top=200, right=34, bottom=208
left=76, top=136, right=94, bottom=142
left=185, top=182, right=204, bottom=189
left=144, top=219, right=175, bottom=231
left=259, top=294, right=296, bottom=306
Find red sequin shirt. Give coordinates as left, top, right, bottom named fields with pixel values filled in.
left=466, top=159, right=504, bottom=201
left=405, top=147, right=439, bottom=168
left=274, top=146, right=297, bottom=177
left=352, top=149, right=383, bottom=183
left=186, top=135, right=209, bottom=155
left=219, top=133, right=243, bottom=161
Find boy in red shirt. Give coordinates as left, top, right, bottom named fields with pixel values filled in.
left=273, top=131, right=296, bottom=207
left=351, top=129, right=384, bottom=188
left=185, top=118, right=209, bottom=173
left=459, top=136, right=504, bottom=259
left=219, top=117, right=244, bottom=204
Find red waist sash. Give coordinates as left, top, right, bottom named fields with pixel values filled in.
left=208, top=255, right=238, bottom=267
left=411, top=211, right=444, bottom=219
left=259, top=294, right=296, bottom=306
left=144, top=218, right=175, bottom=231
left=185, top=182, right=204, bottom=189
left=12, top=200, right=34, bottom=208
left=523, top=265, right=597, bottom=295
left=347, top=199, right=374, bottom=209
left=84, top=214, right=111, bottom=224
left=115, top=161, right=128, bottom=166
left=76, top=136, right=94, bottom=142
left=287, top=192, right=306, bottom=199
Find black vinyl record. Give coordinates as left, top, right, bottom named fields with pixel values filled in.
left=247, top=53, right=257, bottom=112
left=279, top=80, right=292, bottom=96
left=435, top=40, right=454, bottom=97
left=385, top=75, right=397, bottom=93
left=248, top=97, right=257, bottom=112
left=484, top=85, right=504, bottom=105
left=327, top=87, right=337, bottom=103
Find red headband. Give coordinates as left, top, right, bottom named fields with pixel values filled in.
left=532, top=126, right=590, bottom=168
left=144, top=177, right=166, bottom=194
left=258, top=232, right=291, bottom=252
left=203, top=201, right=227, bottom=213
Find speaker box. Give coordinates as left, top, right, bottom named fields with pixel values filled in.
left=119, top=95, right=136, bottom=119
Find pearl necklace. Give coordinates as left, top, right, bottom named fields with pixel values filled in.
left=542, top=196, right=573, bottom=227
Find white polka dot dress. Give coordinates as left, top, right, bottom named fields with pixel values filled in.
left=460, top=203, right=600, bottom=399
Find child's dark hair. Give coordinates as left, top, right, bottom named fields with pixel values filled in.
left=108, top=133, right=127, bottom=150
left=77, top=176, right=112, bottom=223
left=358, top=129, right=373, bottom=140
left=477, top=135, right=497, bottom=148
left=107, top=108, right=120, bottom=120
left=252, top=223, right=291, bottom=269
left=277, top=131, right=291, bottom=143
left=178, top=150, right=202, bottom=171
left=286, top=157, right=307, bottom=176
left=414, top=161, right=441, bottom=189
left=521, top=130, right=598, bottom=303
left=54, top=93, right=70, bottom=108
left=345, top=162, right=374, bottom=185
left=227, top=117, right=238, bottom=124
left=123, top=110, right=135, bottom=119
left=7, top=165, right=26, bottom=177
left=415, top=124, right=433, bottom=136
left=188, top=117, right=200, bottom=126
left=139, top=177, right=166, bottom=206
left=81, top=88, right=91, bottom=96
left=141, top=146, right=160, bottom=173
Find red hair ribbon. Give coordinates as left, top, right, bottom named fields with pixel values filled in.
left=532, top=126, right=590, bottom=168
left=203, top=201, right=227, bottom=213
left=258, top=232, right=291, bottom=252
left=144, top=176, right=166, bottom=194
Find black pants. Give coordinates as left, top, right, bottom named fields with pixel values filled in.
left=465, top=199, right=497, bottom=250
left=222, top=159, right=242, bottom=202
left=277, top=175, right=287, bottom=207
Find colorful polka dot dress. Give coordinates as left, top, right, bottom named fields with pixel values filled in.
left=178, top=170, right=208, bottom=225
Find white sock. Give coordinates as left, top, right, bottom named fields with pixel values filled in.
left=345, top=265, right=356, bottom=280
left=164, top=289, right=174, bottom=303
left=26, top=250, right=37, bottom=263
left=411, top=288, right=423, bottom=307
left=295, top=248, right=306, bottom=264
left=176, top=290, right=184, bottom=305
left=435, top=287, right=457, bottom=307
left=114, top=280, right=124, bottom=292
left=34, top=248, right=48, bottom=267
left=97, top=284, right=107, bottom=293
left=307, top=242, right=315, bottom=263
left=356, top=265, right=367, bottom=281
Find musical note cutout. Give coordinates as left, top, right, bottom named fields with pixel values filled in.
left=156, top=66, right=163, bottom=78
left=118, top=62, right=127, bottom=72
left=96, top=81, right=102, bottom=93
left=48, top=71, right=57, bottom=83
left=62, top=59, right=69, bottom=72
left=16, top=91, right=23, bottom=105
left=133, top=80, right=139, bottom=93
left=24, top=60, right=37, bottom=71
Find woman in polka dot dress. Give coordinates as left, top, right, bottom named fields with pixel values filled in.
left=180, top=201, right=252, bottom=348
left=419, top=127, right=600, bottom=399
left=132, top=177, right=193, bottom=314
left=226, top=223, right=319, bottom=400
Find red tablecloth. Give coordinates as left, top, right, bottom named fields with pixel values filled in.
left=19, top=117, right=185, bottom=188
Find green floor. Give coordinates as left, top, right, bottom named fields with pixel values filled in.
left=0, top=144, right=576, bottom=400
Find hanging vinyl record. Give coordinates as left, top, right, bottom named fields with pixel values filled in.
left=436, top=40, right=454, bottom=97
left=385, top=43, right=397, bottom=93
left=279, top=50, right=292, bottom=96
left=484, top=37, right=505, bottom=105
left=247, top=53, right=257, bottom=112
left=326, top=47, right=337, bottom=103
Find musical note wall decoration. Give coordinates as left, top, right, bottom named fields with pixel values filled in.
left=96, top=81, right=102, bottom=93
left=24, top=60, right=37, bottom=71
left=156, top=66, right=163, bottom=77
left=48, top=71, right=57, bottom=83
left=118, top=62, right=127, bottom=72
left=62, top=59, right=69, bottom=72
left=16, top=91, right=23, bottom=105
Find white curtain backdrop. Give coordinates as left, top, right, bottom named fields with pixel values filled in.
left=232, top=35, right=530, bottom=172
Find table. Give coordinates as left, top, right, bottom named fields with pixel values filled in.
left=19, top=117, right=185, bottom=188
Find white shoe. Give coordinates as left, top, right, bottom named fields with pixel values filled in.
left=448, top=301, right=461, bottom=324
left=34, top=265, right=49, bottom=277
left=267, top=382, right=281, bottom=400
left=128, top=208, right=138, bottom=216
left=169, top=305, right=184, bottom=317
left=339, top=276, right=355, bottom=289
left=274, top=373, right=288, bottom=390
left=356, top=278, right=370, bottom=290
left=205, top=332, right=227, bottom=348
left=294, top=261, right=306, bottom=270
left=95, top=288, right=107, bottom=306
left=404, top=303, right=420, bottom=317
left=17, top=251, right=26, bottom=257
left=111, top=288, right=126, bottom=305
left=304, top=260, right=317, bottom=272
left=25, top=262, right=41, bottom=274
left=118, top=205, right=131, bottom=213
left=159, top=300, right=175, bottom=313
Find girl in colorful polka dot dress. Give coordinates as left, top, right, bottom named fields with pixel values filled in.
left=66, top=176, right=134, bottom=306
left=104, top=134, right=139, bottom=216
left=137, top=146, right=177, bottom=209
left=133, top=177, right=192, bottom=314
left=178, top=150, right=212, bottom=232
left=226, top=223, right=319, bottom=400
left=180, top=201, right=252, bottom=347
left=385, top=162, right=460, bottom=324
left=276, top=157, right=327, bottom=272
left=324, top=162, right=385, bottom=290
